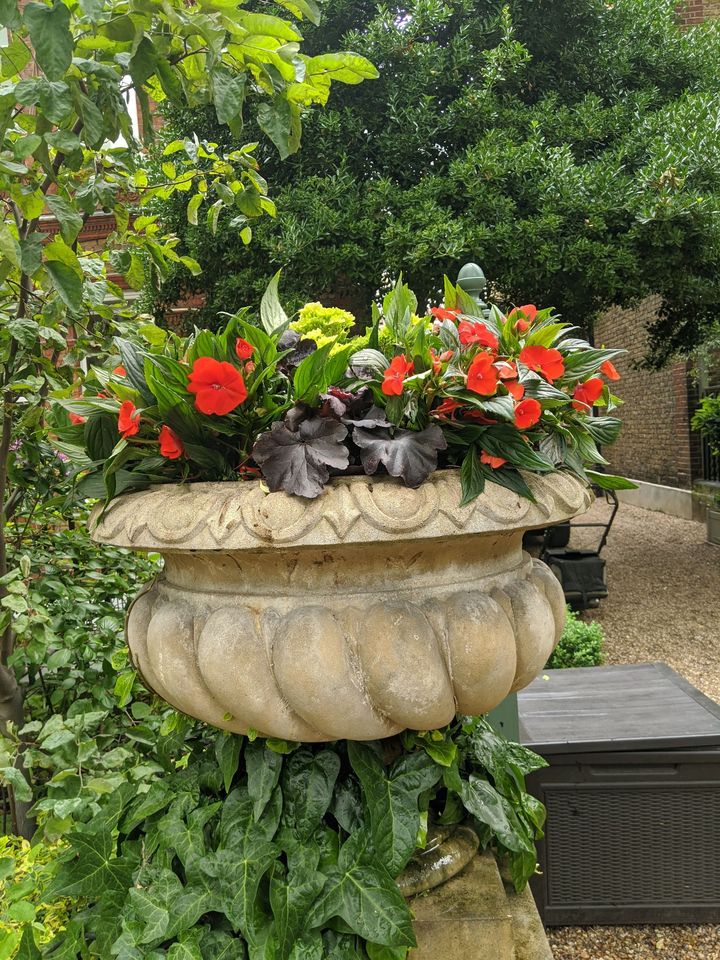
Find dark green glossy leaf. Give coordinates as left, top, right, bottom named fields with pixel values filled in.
left=246, top=739, right=283, bottom=821
left=460, top=445, right=485, bottom=506
left=281, top=749, right=340, bottom=842
left=215, top=733, right=243, bottom=793
left=348, top=743, right=441, bottom=875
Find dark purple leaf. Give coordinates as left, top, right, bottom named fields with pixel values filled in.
left=352, top=424, right=447, bottom=488
left=343, top=404, right=392, bottom=429
left=252, top=418, right=350, bottom=498
left=277, top=330, right=317, bottom=368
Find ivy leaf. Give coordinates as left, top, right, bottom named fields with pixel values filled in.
left=202, top=835, right=279, bottom=942
left=246, top=740, right=283, bottom=821
left=281, top=749, right=341, bottom=842
left=215, top=733, right=243, bottom=794
left=269, top=863, right=325, bottom=960
left=459, top=775, right=534, bottom=855
left=46, top=824, right=136, bottom=899
left=348, top=743, right=442, bottom=875
left=307, top=855, right=414, bottom=948
left=199, top=929, right=248, bottom=960
left=24, top=0, right=73, bottom=80
left=352, top=424, right=446, bottom=488
left=252, top=418, right=349, bottom=499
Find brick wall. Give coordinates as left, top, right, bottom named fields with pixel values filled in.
left=680, top=0, right=720, bottom=24
left=594, top=299, right=700, bottom=488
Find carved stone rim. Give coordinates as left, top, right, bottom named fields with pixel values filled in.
left=90, top=469, right=592, bottom=552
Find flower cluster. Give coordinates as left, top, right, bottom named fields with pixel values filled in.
left=53, top=276, right=629, bottom=505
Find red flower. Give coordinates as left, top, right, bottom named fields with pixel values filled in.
left=514, top=398, right=542, bottom=429
left=458, top=320, right=499, bottom=350
left=69, top=412, right=85, bottom=425
left=245, top=361, right=256, bottom=374
left=519, top=345, right=565, bottom=382
left=118, top=400, right=141, bottom=438
left=113, top=365, right=126, bottom=377
left=467, top=353, right=499, bottom=396
left=430, top=306, right=460, bottom=322
left=188, top=357, right=248, bottom=415
left=158, top=425, right=184, bottom=460
left=600, top=360, right=620, bottom=381
left=235, top=338, right=254, bottom=361
left=429, top=349, right=454, bottom=375
left=480, top=450, right=507, bottom=469
left=572, top=377, right=604, bottom=411
left=508, top=304, right=538, bottom=333
left=495, top=360, right=517, bottom=380
left=381, top=355, right=414, bottom=396
left=505, top=380, right=525, bottom=401
left=433, top=398, right=463, bottom=418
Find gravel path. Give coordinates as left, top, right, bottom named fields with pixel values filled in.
left=545, top=501, right=720, bottom=960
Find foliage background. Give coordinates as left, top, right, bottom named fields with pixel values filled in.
left=152, top=0, right=720, bottom=365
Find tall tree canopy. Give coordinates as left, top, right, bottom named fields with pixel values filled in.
left=153, top=0, right=720, bottom=364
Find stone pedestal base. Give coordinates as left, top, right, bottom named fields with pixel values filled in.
left=410, top=852, right=552, bottom=960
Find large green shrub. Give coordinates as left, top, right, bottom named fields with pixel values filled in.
left=152, top=0, right=720, bottom=364
left=546, top=608, right=605, bottom=669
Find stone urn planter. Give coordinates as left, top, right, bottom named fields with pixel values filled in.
left=91, top=470, right=591, bottom=740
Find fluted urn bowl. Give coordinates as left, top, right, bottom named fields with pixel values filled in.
left=90, top=470, right=592, bottom=741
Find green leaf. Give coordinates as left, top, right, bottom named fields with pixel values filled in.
left=460, top=775, right=533, bottom=855
left=15, top=927, right=41, bottom=960
left=585, top=470, right=637, bottom=490
left=187, top=192, right=203, bottom=226
left=260, top=270, right=289, bottom=334
left=84, top=413, right=120, bottom=462
left=202, top=834, right=279, bottom=943
left=306, top=52, right=379, bottom=84
left=212, top=66, right=247, bottom=131
left=44, top=260, right=83, bottom=312
left=0, top=765, right=32, bottom=803
left=246, top=739, right=283, bottom=821
left=308, top=854, right=414, bottom=949
left=46, top=824, right=136, bottom=899
left=45, top=194, right=84, bottom=246
left=0, top=0, right=22, bottom=29
left=114, top=670, right=136, bottom=708
left=215, top=733, right=243, bottom=793
left=6, top=317, right=39, bottom=347
left=270, top=864, right=325, bottom=960
left=281, top=749, right=340, bottom=842
left=24, top=0, right=73, bottom=80
left=460, top=445, right=485, bottom=506
left=257, top=97, right=301, bottom=159
left=348, top=743, right=441, bottom=876
left=293, top=343, right=331, bottom=404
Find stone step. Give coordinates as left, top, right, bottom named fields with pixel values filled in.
left=410, top=852, right=552, bottom=960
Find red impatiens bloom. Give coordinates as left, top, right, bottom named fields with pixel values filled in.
left=467, top=353, right=499, bottom=396
left=158, top=425, right=184, bottom=460
left=495, top=360, right=517, bottom=380
left=430, top=306, right=460, bottom=322
left=458, top=320, right=499, bottom=350
left=430, top=348, right=454, bottom=374
left=188, top=357, right=248, bottom=416
left=600, top=360, right=621, bottom=381
left=572, top=377, right=604, bottom=411
left=432, top=398, right=463, bottom=418
left=235, top=338, right=254, bottom=361
left=505, top=380, right=525, bottom=401
left=508, top=304, right=538, bottom=333
left=519, top=345, right=565, bottom=382
left=480, top=450, right=507, bottom=469
left=69, top=412, right=86, bottom=425
left=514, top=397, right=542, bottom=429
left=118, top=400, right=141, bottom=438
left=381, top=355, right=414, bottom=396
left=113, top=365, right=126, bottom=377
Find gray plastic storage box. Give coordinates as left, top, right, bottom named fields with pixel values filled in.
left=518, top=663, right=720, bottom=926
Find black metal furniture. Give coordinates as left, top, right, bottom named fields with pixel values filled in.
left=519, top=663, right=720, bottom=925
